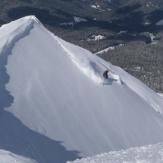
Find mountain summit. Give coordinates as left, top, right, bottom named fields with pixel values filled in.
left=0, top=16, right=163, bottom=163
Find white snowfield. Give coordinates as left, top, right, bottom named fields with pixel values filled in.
left=0, top=16, right=163, bottom=162
left=69, top=143, right=163, bottom=163
left=0, top=150, right=36, bottom=163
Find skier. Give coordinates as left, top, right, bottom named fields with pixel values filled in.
left=103, top=70, right=109, bottom=79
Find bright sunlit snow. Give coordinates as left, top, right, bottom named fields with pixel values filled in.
left=69, top=142, right=163, bottom=163
left=0, top=16, right=163, bottom=163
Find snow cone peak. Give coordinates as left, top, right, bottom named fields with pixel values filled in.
left=23, top=15, right=41, bottom=24
left=14, top=15, right=42, bottom=28
left=0, top=17, right=163, bottom=162
left=0, top=15, right=42, bottom=42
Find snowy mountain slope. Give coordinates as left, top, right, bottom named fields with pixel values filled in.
left=69, top=142, right=163, bottom=163
left=0, top=150, right=36, bottom=163
left=0, top=16, right=163, bottom=163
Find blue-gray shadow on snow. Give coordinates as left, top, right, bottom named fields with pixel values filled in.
left=0, top=111, right=81, bottom=163
left=0, top=19, right=81, bottom=163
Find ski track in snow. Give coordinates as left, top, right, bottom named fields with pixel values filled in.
left=46, top=28, right=120, bottom=85
left=54, top=37, right=104, bottom=84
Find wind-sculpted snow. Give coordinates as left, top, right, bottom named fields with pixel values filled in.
left=0, top=150, right=37, bottom=163
left=0, top=16, right=163, bottom=162
left=0, top=16, right=80, bottom=163
left=69, top=143, right=163, bottom=163
left=0, top=16, right=36, bottom=54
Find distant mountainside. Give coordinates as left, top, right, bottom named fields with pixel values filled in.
left=0, top=0, right=163, bottom=92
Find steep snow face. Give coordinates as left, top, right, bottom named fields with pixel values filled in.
left=69, top=142, right=163, bottom=163
left=1, top=16, right=163, bottom=160
left=0, top=150, right=36, bottom=163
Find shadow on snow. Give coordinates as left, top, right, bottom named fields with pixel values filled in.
left=0, top=19, right=80, bottom=163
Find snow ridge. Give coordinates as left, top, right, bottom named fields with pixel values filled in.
left=0, top=16, right=38, bottom=57
left=2, top=16, right=163, bottom=161
left=1, top=16, right=163, bottom=112
left=0, top=150, right=37, bottom=163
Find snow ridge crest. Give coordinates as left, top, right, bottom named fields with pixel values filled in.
left=0, top=16, right=39, bottom=56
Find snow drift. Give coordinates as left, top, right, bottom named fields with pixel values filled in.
left=69, top=142, right=163, bottom=163
left=0, top=150, right=36, bottom=163
left=0, top=16, right=163, bottom=163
